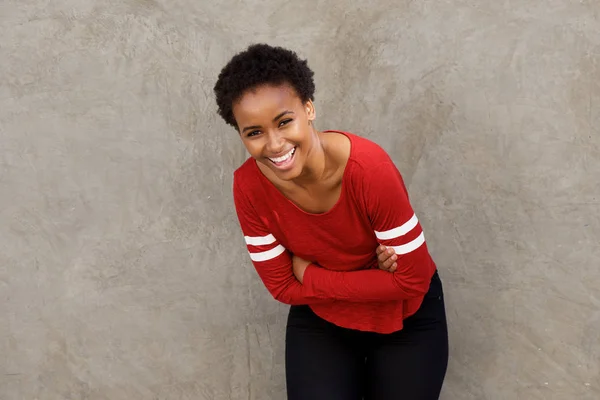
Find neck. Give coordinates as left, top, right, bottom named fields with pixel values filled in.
left=292, top=128, right=329, bottom=189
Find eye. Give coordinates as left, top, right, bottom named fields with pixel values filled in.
left=279, top=118, right=293, bottom=127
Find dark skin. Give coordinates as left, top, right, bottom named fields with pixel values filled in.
left=232, top=82, right=398, bottom=282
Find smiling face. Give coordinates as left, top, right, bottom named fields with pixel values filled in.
left=232, top=83, right=318, bottom=182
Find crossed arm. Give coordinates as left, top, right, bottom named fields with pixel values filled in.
left=234, top=160, right=436, bottom=305
left=291, top=246, right=398, bottom=283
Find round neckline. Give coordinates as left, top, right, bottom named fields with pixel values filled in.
left=251, top=130, right=354, bottom=217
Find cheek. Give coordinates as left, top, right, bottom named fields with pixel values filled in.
left=294, top=131, right=312, bottom=150
left=249, top=145, right=262, bottom=157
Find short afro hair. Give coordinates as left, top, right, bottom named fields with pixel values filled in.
left=213, top=43, right=316, bottom=128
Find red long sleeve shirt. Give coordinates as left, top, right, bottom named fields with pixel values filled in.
left=232, top=131, right=437, bottom=333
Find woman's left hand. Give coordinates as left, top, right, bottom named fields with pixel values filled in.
left=292, top=254, right=311, bottom=284
left=376, top=245, right=398, bottom=272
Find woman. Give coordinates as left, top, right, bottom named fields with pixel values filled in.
left=214, top=43, right=449, bottom=400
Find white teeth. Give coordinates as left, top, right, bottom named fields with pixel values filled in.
left=269, top=147, right=295, bottom=163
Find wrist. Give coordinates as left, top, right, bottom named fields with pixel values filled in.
left=302, top=263, right=317, bottom=285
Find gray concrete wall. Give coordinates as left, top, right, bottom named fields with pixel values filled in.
left=1, top=0, right=599, bottom=398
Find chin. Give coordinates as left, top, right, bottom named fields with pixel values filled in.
left=273, top=165, right=302, bottom=181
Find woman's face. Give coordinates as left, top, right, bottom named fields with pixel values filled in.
left=232, top=83, right=316, bottom=182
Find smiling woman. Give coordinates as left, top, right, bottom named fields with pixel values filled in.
left=235, top=84, right=315, bottom=179
left=213, top=44, right=449, bottom=400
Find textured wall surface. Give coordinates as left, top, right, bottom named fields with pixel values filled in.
left=1, top=0, right=599, bottom=399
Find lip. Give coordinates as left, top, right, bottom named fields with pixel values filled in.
left=267, top=146, right=297, bottom=170
left=268, top=148, right=295, bottom=159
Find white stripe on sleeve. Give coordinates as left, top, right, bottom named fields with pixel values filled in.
left=391, top=232, right=425, bottom=255
left=244, top=234, right=276, bottom=246
left=374, top=214, right=419, bottom=240
left=249, top=244, right=286, bottom=262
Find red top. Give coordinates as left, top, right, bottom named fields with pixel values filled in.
left=232, top=131, right=437, bottom=333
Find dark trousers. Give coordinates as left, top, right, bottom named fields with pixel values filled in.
left=285, top=271, right=449, bottom=400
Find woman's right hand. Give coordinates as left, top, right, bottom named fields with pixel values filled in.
left=292, top=254, right=311, bottom=284
left=376, top=245, right=397, bottom=272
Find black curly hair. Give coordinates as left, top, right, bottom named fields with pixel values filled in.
left=213, top=43, right=316, bottom=128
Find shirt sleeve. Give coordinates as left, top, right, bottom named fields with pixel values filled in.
left=302, top=160, right=436, bottom=302
left=233, top=176, right=332, bottom=305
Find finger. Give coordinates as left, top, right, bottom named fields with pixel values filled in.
left=379, top=263, right=392, bottom=272
left=376, top=245, right=386, bottom=255
left=379, top=255, right=395, bottom=271
left=389, top=252, right=398, bottom=272
left=378, top=250, right=392, bottom=263
left=384, top=254, right=397, bottom=269
left=378, top=247, right=395, bottom=262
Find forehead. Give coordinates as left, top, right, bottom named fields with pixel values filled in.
left=233, top=83, right=302, bottom=120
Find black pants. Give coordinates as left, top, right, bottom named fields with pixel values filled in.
left=285, top=271, right=448, bottom=400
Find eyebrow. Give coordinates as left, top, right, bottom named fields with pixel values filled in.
left=241, top=110, right=294, bottom=133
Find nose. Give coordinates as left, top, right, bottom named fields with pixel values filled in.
left=266, top=131, right=285, bottom=154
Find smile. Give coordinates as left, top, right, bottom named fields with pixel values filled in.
left=268, top=147, right=296, bottom=164
left=268, top=147, right=296, bottom=169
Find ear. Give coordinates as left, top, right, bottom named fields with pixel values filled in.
left=305, top=100, right=316, bottom=122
